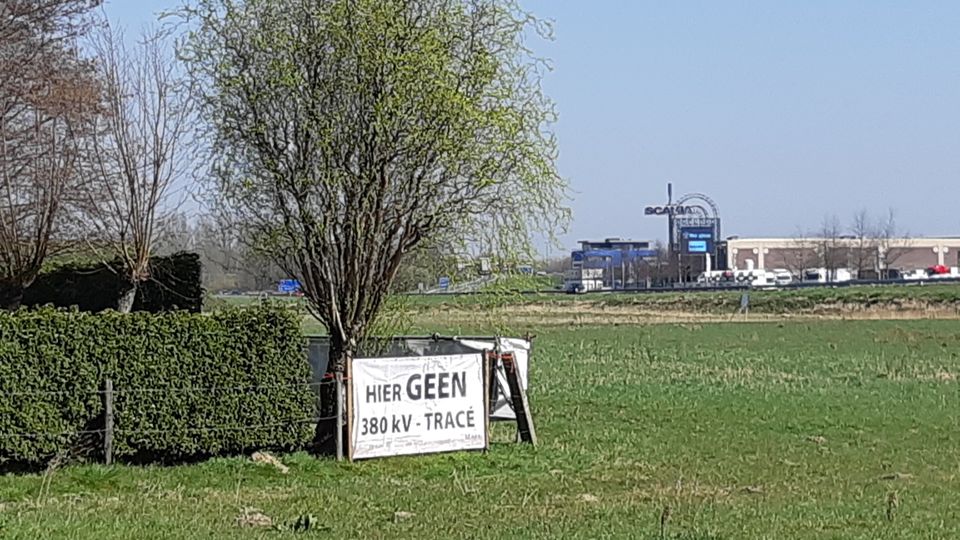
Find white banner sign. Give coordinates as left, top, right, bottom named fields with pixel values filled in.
left=350, top=353, right=487, bottom=460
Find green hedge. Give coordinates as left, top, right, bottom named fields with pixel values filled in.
left=22, top=252, right=204, bottom=313
left=0, top=305, right=313, bottom=467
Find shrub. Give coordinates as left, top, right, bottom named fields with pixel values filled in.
left=132, top=252, right=204, bottom=313
left=0, top=305, right=313, bottom=468
left=22, top=252, right=204, bottom=313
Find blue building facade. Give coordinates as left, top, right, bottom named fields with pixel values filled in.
left=571, top=238, right=659, bottom=288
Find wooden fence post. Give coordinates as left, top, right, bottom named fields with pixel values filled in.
left=483, top=352, right=492, bottom=452
left=335, top=372, right=344, bottom=461
left=104, top=378, right=114, bottom=465
left=346, top=357, right=353, bottom=461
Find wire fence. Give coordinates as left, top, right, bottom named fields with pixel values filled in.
left=2, top=352, right=531, bottom=464
left=0, top=379, right=341, bottom=446
left=1, top=380, right=339, bottom=397
left=0, top=417, right=341, bottom=441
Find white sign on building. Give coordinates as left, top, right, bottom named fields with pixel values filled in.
left=350, top=353, right=488, bottom=460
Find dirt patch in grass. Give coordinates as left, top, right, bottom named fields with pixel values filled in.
left=414, top=301, right=960, bottom=327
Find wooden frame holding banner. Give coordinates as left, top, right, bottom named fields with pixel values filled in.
left=344, top=351, right=494, bottom=461
left=488, top=348, right=537, bottom=445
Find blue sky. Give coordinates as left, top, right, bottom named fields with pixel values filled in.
left=105, top=1, right=960, bottom=247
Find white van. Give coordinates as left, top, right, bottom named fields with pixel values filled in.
left=770, top=268, right=794, bottom=286
left=802, top=267, right=853, bottom=283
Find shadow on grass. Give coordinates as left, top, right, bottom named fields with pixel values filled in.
left=646, top=532, right=724, bottom=540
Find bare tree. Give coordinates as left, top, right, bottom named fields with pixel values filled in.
left=153, top=211, right=196, bottom=255
left=80, top=23, right=193, bottom=312
left=180, top=213, right=286, bottom=293
left=641, top=240, right=670, bottom=287
left=784, top=227, right=819, bottom=281
left=815, top=214, right=846, bottom=281
left=849, top=208, right=877, bottom=279
left=0, top=0, right=99, bottom=308
left=875, top=208, right=909, bottom=279
left=181, top=0, right=569, bottom=371
left=0, top=1, right=100, bottom=93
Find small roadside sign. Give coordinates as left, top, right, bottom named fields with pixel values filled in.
left=438, top=277, right=450, bottom=291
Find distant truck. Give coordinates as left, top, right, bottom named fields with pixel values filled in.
left=927, top=265, right=959, bottom=278
left=904, top=265, right=960, bottom=280
left=696, top=269, right=780, bottom=288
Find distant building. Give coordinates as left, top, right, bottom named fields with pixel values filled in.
left=719, top=237, right=960, bottom=278
left=570, top=238, right=659, bottom=288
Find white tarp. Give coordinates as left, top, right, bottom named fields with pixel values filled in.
left=351, top=353, right=487, bottom=459
left=458, top=338, right=530, bottom=420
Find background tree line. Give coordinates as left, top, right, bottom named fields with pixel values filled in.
left=0, top=0, right=571, bottom=374
left=0, top=1, right=195, bottom=310
left=785, top=208, right=909, bottom=280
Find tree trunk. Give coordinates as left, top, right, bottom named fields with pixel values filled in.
left=0, top=281, right=24, bottom=310
left=117, top=282, right=137, bottom=313
left=313, top=335, right=353, bottom=455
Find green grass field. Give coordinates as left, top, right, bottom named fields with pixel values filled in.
left=3, top=312, right=960, bottom=538
left=211, top=282, right=960, bottom=312
left=399, top=282, right=960, bottom=313
left=211, top=283, right=960, bottom=336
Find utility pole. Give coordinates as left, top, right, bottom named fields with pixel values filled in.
left=667, top=182, right=673, bottom=254
left=667, top=182, right=681, bottom=284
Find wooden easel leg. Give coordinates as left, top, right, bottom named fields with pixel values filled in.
left=502, top=353, right=537, bottom=446
left=487, top=351, right=499, bottom=419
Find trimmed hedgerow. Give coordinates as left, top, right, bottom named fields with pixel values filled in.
left=0, top=309, right=104, bottom=465
left=0, top=305, right=313, bottom=468
left=133, top=252, right=204, bottom=313
left=22, top=252, right=204, bottom=313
